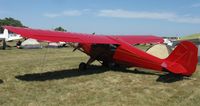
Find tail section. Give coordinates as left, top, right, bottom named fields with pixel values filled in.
left=161, top=41, right=198, bottom=76
left=3, top=29, right=9, bottom=39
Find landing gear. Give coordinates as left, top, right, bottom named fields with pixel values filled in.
left=79, top=62, right=87, bottom=70
left=79, top=57, right=96, bottom=71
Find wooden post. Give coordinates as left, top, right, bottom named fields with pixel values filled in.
left=2, top=39, right=6, bottom=50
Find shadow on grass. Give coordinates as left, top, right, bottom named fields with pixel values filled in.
left=0, top=79, right=3, bottom=84
left=0, top=45, right=13, bottom=50
left=16, top=65, right=110, bottom=81
left=15, top=65, right=187, bottom=83
left=113, top=68, right=162, bottom=76
left=156, top=73, right=189, bottom=83
left=114, top=69, right=188, bottom=83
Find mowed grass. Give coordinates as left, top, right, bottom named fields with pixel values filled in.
left=180, top=33, right=200, bottom=40
left=0, top=47, right=200, bottom=106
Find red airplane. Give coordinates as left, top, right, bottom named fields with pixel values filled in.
left=4, top=26, right=198, bottom=76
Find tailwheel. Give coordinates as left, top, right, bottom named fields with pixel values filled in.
left=79, top=62, right=87, bottom=71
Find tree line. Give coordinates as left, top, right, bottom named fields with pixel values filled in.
left=0, top=17, right=67, bottom=33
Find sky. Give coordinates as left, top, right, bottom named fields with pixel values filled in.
left=0, top=0, right=200, bottom=36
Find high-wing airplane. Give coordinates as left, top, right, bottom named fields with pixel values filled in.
left=4, top=26, right=198, bottom=76
left=0, top=29, right=22, bottom=41
left=0, top=28, right=22, bottom=49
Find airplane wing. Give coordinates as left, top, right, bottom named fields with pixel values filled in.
left=112, top=36, right=163, bottom=45
left=6, top=34, right=23, bottom=41
left=4, top=26, right=163, bottom=45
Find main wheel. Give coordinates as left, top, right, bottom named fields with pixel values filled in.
left=79, top=62, right=87, bottom=71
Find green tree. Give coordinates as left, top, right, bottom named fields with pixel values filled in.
left=54, top=26, right=67, bottom=32
left=0, top=17, right=26, bottom=33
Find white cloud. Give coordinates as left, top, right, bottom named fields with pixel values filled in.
left=169, top=17, right=200, bottom=24
left=44, top=10, right=82, bottom=18
left=192, top=3, right=200, bottom=8
left=44, top=9, right=200, bottom=24
left=62, top=10, right=82, bottom=16
left=98, top=9, right=176, bottom=20
left=44, top=13, right=60, bottom=18
left=97, top=9, right=200, bottom=24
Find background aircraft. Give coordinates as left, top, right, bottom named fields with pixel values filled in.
left=0, top=29, right=22, bottom=49
left=0, top=29, right=22, bottom=41
left=4, top=26, right=198, bottom=76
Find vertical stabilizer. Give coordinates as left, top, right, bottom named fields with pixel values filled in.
left=162, top=41, right=198, bottom=76
left=3, top=29, right=9, bottom=39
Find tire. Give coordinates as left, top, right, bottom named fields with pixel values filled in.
left=79, top=62, right=87, bottom=70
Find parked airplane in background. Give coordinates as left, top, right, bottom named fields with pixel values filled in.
left=0, top=29, right=22, bottom=49
left=163, top=39, right=173, bottom=46
left=4, top=26, right=198, bottom=76
left=0, top=29, right=22, bottom=41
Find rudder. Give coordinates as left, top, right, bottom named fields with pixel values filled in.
left=161, top=41, right=198, bottom=76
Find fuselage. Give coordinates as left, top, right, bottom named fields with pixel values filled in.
left=79, top=43, right=164, bottom=72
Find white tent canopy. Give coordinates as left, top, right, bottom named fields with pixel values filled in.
left=21, top=38, right=40, bottom=46
left=146, top=44, right=172, bottom=59
left=47, top=42, right=66, bottom=48
left=21, top=38, right=42, bottom=49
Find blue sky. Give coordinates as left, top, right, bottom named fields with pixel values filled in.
left=0, top=0, right=200, bottom=36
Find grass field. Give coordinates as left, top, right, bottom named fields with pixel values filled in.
left=180, top=33, right=200, bottom=40
left=0, top=46, right=200, bottom=106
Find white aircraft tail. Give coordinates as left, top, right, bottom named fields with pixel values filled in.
left=3, top=29, right=9, bottom=39
left=1, top=29, right=22, bottom=41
